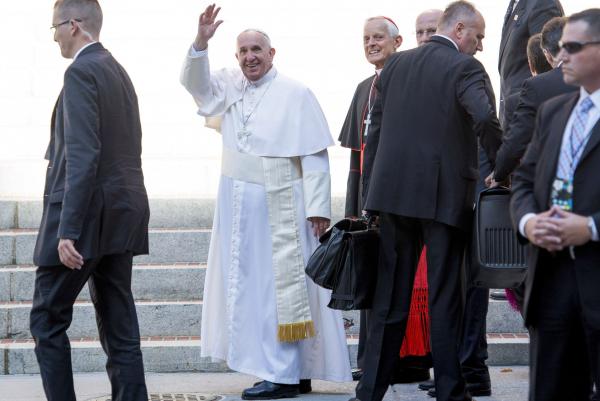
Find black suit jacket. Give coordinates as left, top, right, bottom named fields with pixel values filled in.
left=498, top=0, right=563, bottom=114
left=494, top=67, right=578, bottom=181
left=510, top=92, right=600, bottom=324
left=363, top=36, right=502, bottom=231
left=33, top=43, right=150, bottom=267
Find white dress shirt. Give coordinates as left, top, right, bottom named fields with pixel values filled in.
left=519, top=87, right=600, bottom=241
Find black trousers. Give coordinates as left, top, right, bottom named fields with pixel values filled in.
left=528, top=250, right=597, bottom=401
left=30, top=252, right=148, bottom=401
left=356, top=213, right=470, bottom=401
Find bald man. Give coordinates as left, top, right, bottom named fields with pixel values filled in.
left=181, top=4, right=351, bottom=400
left=415, top=9, right=443, bottom=46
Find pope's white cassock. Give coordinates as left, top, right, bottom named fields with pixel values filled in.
left=180, top=46, right=352, bottom=384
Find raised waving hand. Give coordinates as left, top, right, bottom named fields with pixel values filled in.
left=193, top=3, right=223, bottom=51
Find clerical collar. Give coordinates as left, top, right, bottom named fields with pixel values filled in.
left=247, top=66, right=278, bottom=87
left=432, top=34, right=459, bottom=51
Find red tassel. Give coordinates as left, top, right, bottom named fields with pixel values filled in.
left=400, top=247, right=431, bottom=358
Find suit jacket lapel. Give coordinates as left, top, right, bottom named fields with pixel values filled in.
left=44, top=91, right=63, bottom=161
left=499, top=0, right=527, bottom=65
left=540, top=94, right=579, bottom=206
left=578, top=120, right=600, bottom=168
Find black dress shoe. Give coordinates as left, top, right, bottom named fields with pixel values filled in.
left=427, top=382, right=491, bottom=397
left=352, top=369, right=363, bottom=381
left=299, top=379, right=312, bottom=394
left=252, top=380, right=311, bottom=394
left=418, top=379, right=435, bottom=391
left=390, top=367, right=430, bottom=384
left=242, top=381, right=299, bottom=400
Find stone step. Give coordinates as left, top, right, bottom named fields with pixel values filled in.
left=0, top=228, right=211, bottom=265
left=340, top=300, right=526, bottom=335
left=1, top=300, right=201, bottom=339
left=0, top=334, right=529, bottom=375
left=0, top=264, right=205, bottom=302
left=0, top=297, right=524, bottom=344
left=0, top=198, right=346, bottom=230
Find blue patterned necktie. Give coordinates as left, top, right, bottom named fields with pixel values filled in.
left=557, top=97, right=595, bottom=179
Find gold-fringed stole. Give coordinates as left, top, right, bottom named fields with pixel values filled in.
left=277, top=320, right=316, bottom=342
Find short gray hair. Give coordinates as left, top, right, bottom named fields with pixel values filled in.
left=54, top=0, right=103, bottom=38
left=238, top=29, right=272, bottom=48
left=365, top=17, right=400, bottom=38
left=438, top=0, right=478, bottom=31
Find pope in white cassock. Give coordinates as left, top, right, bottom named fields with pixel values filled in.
left=180, top=4, right=352, bottom=400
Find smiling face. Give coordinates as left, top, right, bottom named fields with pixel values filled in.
left=363, top=19, right=402, bottom=69
left=236, top=31, right=275, bottom=82
left=52, top=8, right=76, bottom=58
left=559, top=20, right=600, bottom=92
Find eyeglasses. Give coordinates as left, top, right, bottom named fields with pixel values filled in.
left=50, top=18, right=81, bottom=31
left=416, top=28, right=437, bottom=36
left=559, top=40, right=600, bottom=54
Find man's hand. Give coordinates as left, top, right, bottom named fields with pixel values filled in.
left=549, top=208, right=592, bottom=247
left=58, top=239, right=83, bottom=270
left=308, top=217, right=330, bottom=238
left=485, top=172, right=499, bottom=188
left=524, top=208, right=562, bottom=251
left=193, top=4, right=223, bottom=51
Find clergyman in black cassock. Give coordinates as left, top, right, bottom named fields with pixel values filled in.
left=354, top=3, right=502, bottom=401
left=29, top=2, right=149, bottom=401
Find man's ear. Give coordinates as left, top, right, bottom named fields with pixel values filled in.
left=269, top=47, right=276, bottom=59
left=454, top=22, right=465, bottom=39
left=394, top=35, right=403, bottom=49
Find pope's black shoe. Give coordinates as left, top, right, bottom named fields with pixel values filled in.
left=251, top=380, right=311, bottom=394
left=242, top=381, right=299, bottom=400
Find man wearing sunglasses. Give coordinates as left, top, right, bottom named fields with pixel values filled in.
left=511, top=8, right=600, bottom=401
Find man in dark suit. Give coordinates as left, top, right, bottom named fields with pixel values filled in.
left=29, top=1, right=150, bottom=400
left=354, top=2, right=502, bottom=401
left=510, top=8, right=600, bottom=400
left=491, top=16, right=577, bottom=184
left=498, top=0, right=563, bottom=127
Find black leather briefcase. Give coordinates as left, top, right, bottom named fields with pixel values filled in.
left=470, top=187, right=528, bottom=289
left=328, top=227, right=379, bottom=310
left=305, top=219, right=368, bottom=290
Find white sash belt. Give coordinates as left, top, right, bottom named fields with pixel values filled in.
left=221, top=147, right=314, bottom=342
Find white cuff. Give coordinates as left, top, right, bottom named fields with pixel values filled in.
left=589, top=217, right=599, bottom=241
left=302, top=171, right=331, bottom=220
left=188, top=45, right=208, bottom=58
left=519, top=213, right=537, bottom=238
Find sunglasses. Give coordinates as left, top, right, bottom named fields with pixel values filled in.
left=559, top=40, right=600, bottom=54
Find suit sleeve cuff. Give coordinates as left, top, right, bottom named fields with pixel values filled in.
left=519, top=213, right=537, bottom=238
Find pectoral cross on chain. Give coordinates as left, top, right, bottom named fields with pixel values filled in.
left=364, top=113, right=372, bottom=137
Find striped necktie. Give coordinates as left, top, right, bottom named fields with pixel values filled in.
left=557, top=97, right=595, bottom=179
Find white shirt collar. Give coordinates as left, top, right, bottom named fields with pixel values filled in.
left=578, top=86, right=600, bottom=111
left=375, top=68, right=382, bottom=76
left=73, top=41, right=98, bottom=61
left=247, top=66, right=277, bottom=87
left=432, top=34, right=459, bottom=51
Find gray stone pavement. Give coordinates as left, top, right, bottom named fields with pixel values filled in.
left=0, top=367, right=529, bottom=401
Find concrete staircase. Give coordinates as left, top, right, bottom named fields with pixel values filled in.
left=0, top=199, right=528, bottom=375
